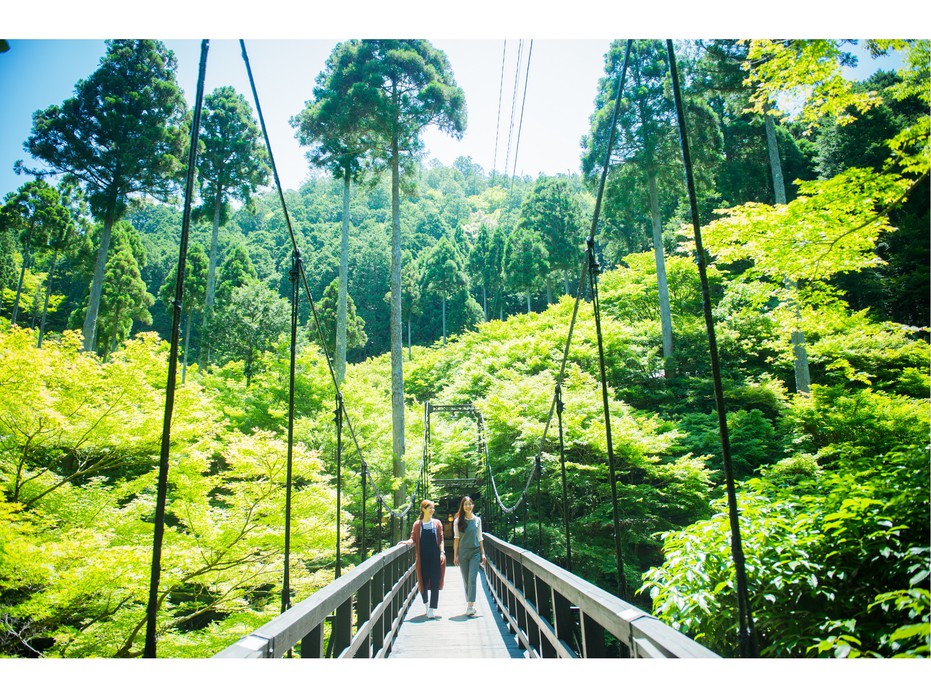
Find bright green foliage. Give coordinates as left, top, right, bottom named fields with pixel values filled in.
left=407, top=295, right=714, bottom=590
left=641, top=386, right=930, bottom=658
left=701, top=168, right=909, bottom=283
left=745, top=40, right=885, bottom=128
left=0, top=329, right=338, bottom=657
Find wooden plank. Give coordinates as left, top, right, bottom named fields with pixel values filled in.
left=387, top=567, right=526, bottom=659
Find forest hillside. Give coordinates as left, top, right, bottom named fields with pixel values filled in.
left=1, top=39, right=928, bottom=659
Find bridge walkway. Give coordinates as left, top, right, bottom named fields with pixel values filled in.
left=388, top=567, right=525, bottom=659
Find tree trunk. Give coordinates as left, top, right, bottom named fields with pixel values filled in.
left=648, top=172, right=674, bottom=368
left=37, top=248, right=61, bottom=348
left=201, top=194, right=223, bottom=365
left=182, top=308, right=192, bottom=385
left=563, top=269, right=570, bottom=296
left=336, top=171, right=351, bottom=384
left=407, top=316, right=412, bottom=360
left=82, top=208, right=116, bottom=352
left=441, top=294, right=447, bottom=346
left=545, top=276, right=553, bottom=305
left=482, top=284, right=487, bottom=321
left=104, top=303, right=122, bottom=362
left=526, top=292, right=531, bottom=314
left=205, top=194, right=222, bottom=309
left=11, top=230, right=32, bottom=327
left=389, top=131, right=406, bottom=542
left=766, top=112, right=811, bottom=394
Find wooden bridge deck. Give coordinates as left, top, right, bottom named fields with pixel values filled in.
left=388, top=567, right=526, bottom=659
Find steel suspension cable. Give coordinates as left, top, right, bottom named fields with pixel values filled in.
left=666, top=39, right=757, bottom=658
left=492, top=40, right=507, bottom=177
left=282, top=250, right=301, bottom=615
left=503, top=40, right=524, bottom=183
left=555, top=384, right=572, bottom=571
left=509, top=39, right=534, bottom=190
left=144, top=39, right=209, bottom=659
left=588, top=237, right=628, bottom=599
left=335, top=394, right=343, bottom=577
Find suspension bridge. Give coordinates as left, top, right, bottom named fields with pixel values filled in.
left=144, top=39, right=757, bottom=660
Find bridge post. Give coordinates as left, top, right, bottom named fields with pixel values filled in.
left=356, top=579, right=372, bottom=658
left=301, top=625, right=324, bottom=658
left=581, top=613, right=607, bottom=658
left=371, top=564, right=385, bottom=655
left=553, top=589, right=576, bottom=656
left=534, top=577, right=556, bottom=657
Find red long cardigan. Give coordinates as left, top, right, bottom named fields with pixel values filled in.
left=409, top=518, right=446, bottom=593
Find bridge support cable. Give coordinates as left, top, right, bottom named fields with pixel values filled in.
left=666, top=40, right=757, bottom=658
left=587, top=237, right=629, bottom=599
left=282, top=249, right=302, bottom=617
left=492, top=40, right=507, bottom=178
left=144, top=39, right=209, bottom=659
left=360, top=461, right=367, bottom=560
left=555, top=384, right=572, bottom=571
left=335, top=393, right=343, bottom=578
left=534, top=454, right=542, bottom=553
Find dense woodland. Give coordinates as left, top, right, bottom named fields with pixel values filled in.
left=1, top=39, right=928, bottom=659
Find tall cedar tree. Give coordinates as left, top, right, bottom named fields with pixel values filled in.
left=98, top=232, right=153, bottom=361
left=326, top=40, right=466, bottom=528
left=292, top=42, right=375, bottom=384
left=582, top=40, right=682, bottom=369
left=317, top=278, right=368, bottom=357
left=22, top=40, right=187, bottom=353
left=197, top=86, right=270, bottom=363
left=517, top=177, right=585, bottom=298
left=504, top=226, right=549, bottom=313
left=421, top=233, right=468, bottom=345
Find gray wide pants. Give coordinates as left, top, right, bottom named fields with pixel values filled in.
left=458, top=547, right=482, bottom=603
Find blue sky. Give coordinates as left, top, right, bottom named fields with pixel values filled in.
left=0, top=38, right=617, bottom=199
left=1, top=4, right=910, bottom=202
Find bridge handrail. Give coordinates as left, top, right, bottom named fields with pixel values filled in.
left=215, top=543, right=416, bottom=658
left=483, top=533, right=718, bottom=658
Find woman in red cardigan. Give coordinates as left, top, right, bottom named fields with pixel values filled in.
left=405, top=499, right=446, bottom=618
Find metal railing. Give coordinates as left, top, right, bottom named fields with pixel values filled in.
left=215, top=543, right=416, bottom=658
left=483, top=533, right=718, bottom=658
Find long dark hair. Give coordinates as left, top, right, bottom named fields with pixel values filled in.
left=455, top=496, right=473, bottom=532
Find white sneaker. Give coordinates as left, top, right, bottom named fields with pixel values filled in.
left=426, top=607, right=435, bottom=619
left=466, top=606, right=476, bottom=616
